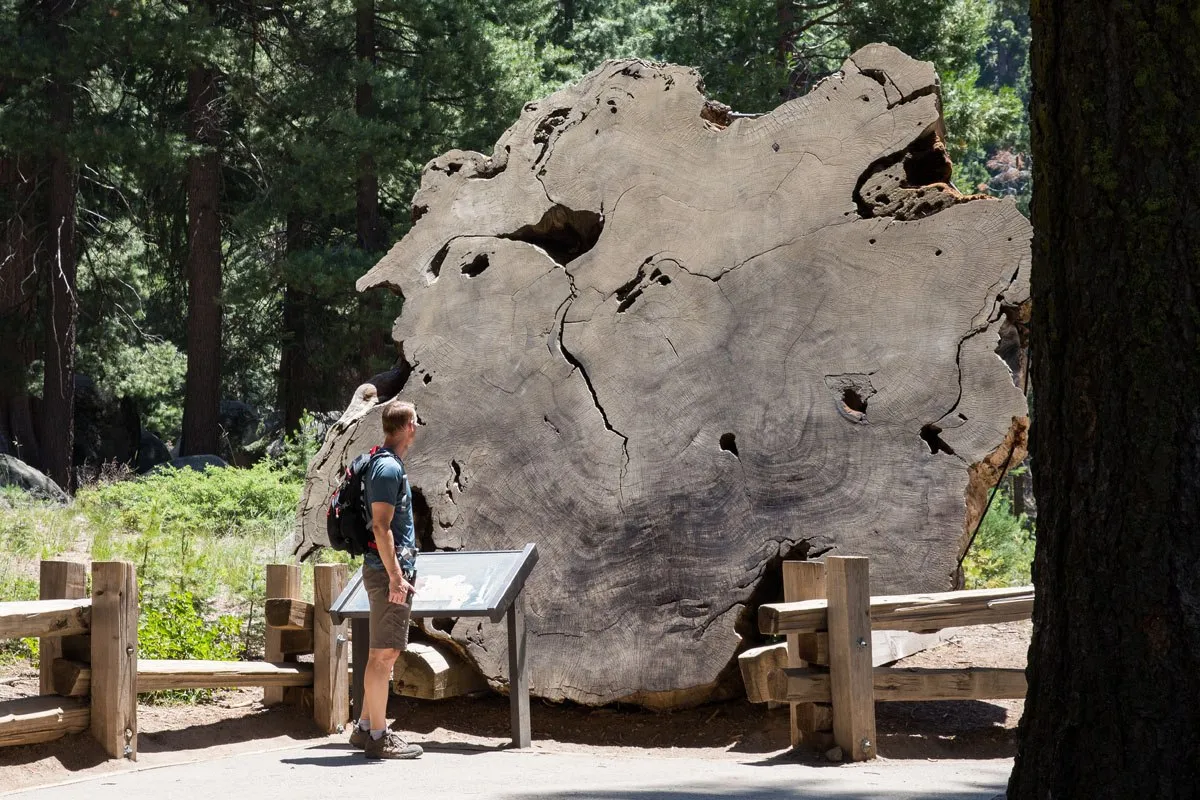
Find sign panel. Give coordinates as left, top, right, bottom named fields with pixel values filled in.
left=329, top=543, right=538, bottom=624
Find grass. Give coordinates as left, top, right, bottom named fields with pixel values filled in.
left=0, top=441, right=348, bottom=681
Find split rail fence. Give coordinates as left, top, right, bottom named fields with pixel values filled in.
left=0, top=560, right=351, bottom=759
left=750, top=555, right=1034, bottom=761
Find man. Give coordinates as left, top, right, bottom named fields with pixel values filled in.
left=348, top=398, right=423, bottom=759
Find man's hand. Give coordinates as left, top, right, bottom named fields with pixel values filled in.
left=388, top=572, right=415, bottom=605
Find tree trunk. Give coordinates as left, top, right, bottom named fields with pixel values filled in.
left=355, top=0, right=383, bottom=253
left=181, top=58, right=223, bottom=457
left=296, top=50, right=1031, bottom=707
left=0, top=154, right=42, bottom=467
left=1009, top=2, right=1200, bottom=796
left=40, top=9, right=77, bottom=491
left=279, top=213, right=313, bottom=434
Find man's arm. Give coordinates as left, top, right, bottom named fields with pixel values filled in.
left=371, top=501, right=415, bottom=604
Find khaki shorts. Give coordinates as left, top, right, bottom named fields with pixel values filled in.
left=362, top=566, right=412, bottom=651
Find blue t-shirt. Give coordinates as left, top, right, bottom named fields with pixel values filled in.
left=362, top=451, right=417, bottom=574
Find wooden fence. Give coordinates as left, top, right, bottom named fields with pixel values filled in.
left=747, top=555, right=1033, bottom=761
left=0, top=560, right=351, bottom=759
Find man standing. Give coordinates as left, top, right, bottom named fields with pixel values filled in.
left=348, top=399, right=423, bottom=759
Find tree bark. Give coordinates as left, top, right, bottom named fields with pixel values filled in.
left=40, top=1, right=77, bottom=491
left=297, top=50, right=1031, bottom=707
left=0, top=154, right=42, bottom=467
left=1009, top=2, right=1200, bottom=796
left=279, top=212, right=313, bottom=434
left=181, top=55, right=223, bottom=457
left=355, top=0, right=383, bottom=253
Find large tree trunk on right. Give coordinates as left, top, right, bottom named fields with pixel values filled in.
left=1008, top=1, right=1200, bottom=796
left=181, top=60, right=223, bottom=456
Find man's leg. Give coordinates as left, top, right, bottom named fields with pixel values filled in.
left=362, top=647, right=400, bottom=733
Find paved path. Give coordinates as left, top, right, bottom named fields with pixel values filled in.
left=7, top=744, right=1010, bottom=800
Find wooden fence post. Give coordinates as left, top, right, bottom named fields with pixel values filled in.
left=264, top=564, right=301, bottom=706
left=784, top=560, right=832, bottom=749
left=90, top=561, right=137, bottom=760
left=313, top=564, right=349, bottom=734
left=39, top=560, right=86, bottom=696
left=826, top=556, right=875, bottom=761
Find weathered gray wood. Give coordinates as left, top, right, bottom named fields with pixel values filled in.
left=39, top=561, right=87, bottom=696
left=0, top=696, right=89, bottom=747
left=90, top=562, right=137, bottom=760
left=264, top=564, right=301, bottom=706
left=266, top=598, right=314, bottom=631
left=350, top=617, right=369, bottom=722
left=770, top=666, right=1028, bottom=703
left=507, top=595, right=531, bottom=748
left=0, top=598, right=90, bottom=640
left=826, top=557, right=875, bottom=761
left=760, top=585, right=1034, bottom=635
left=136, top=660, right=313, bottom=691
left=783, top=561, right=830, bottom=749
left=741, top=629, right=950, bottom=702
left=393, top=641, right=488, bottom=700
left=51, top=658, right=90, bottom=697
left=313, top=565, right=349, bottom=734
left=294, top=46, right=1032, bottom=707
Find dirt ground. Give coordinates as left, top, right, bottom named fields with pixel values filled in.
left=0, top=621, right=1030, bottom=793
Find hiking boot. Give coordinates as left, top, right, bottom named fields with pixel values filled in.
left=348, top=726, right=369, bottom=750
left=363, top=731, right=423, bottom=760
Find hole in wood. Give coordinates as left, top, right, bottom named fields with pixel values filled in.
left=503, top=205, right=603, bottom=266
left=719, top=432, right=739, bottom=457
left=423, top=374, right=432, bottom=385
left=842, top=388, right=868, bottom=415
left=462, top=253, right=489, bottom=277
left=920, top=424, right=956, bottom=456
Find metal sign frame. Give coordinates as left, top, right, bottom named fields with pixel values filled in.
left=326, top=543, right=538, bottom=748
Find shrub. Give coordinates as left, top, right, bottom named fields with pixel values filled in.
left=139, top=591, right=243, bottom=703
left=963, top=486, right=1035, bottom=588
left=77, top=460, right=300, bottom=538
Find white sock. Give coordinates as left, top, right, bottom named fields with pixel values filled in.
left=370, top=729, right=385, bottom=740
left=357, top=719, right=370, bottom=732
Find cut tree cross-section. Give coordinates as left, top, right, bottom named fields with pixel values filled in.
left=295, top=45, right=1030, bottom=709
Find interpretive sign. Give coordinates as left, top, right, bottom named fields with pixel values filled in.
left=327, top=543, right=538, bottom=747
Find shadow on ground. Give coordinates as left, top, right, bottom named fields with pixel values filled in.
left=387, top=692, right=1018, bottom=762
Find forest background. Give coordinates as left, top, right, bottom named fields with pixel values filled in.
left=0, top=0, right=1033, bottom=664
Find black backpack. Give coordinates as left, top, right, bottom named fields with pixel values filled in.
left=326, top=447, right=395, bottom=556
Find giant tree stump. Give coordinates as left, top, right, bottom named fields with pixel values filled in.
left=295, top=46, right=1030, bottom=708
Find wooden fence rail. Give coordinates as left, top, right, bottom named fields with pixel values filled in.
left=748, top=556, right=1034, bottom=762
left=0, top=560, right=352, bottom=758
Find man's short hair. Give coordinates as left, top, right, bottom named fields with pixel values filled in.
left=381, top=399, right=416, bottom=435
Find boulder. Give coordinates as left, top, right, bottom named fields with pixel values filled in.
left=0, top=454, right=68, bottom=502
left=136, top=430, right=172, bottom=474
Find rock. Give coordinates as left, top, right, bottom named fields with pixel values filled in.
left=219, top=400, right=263, bottom=466
left=0, top=454, right=68, bottom=502
left=72, top=375, right=139, bottom=468
left=160, top=454, right=229, bottom=473
left=824, top=746, right=844, bottom=762
left=295, top=49, right=1030, bottom=708
left=136, top=430, right=172, bottom=474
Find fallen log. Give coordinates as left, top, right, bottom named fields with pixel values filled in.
left=393, top=641, right=488, bottom=700
left=294, top=46, right=1031, bottom=707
